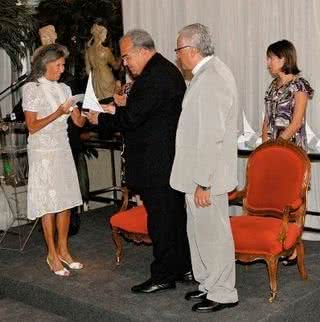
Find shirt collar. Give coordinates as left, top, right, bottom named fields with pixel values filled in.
left=38, top=76, right=57, bottom=84
left=192, top=55, right=213, bottom=75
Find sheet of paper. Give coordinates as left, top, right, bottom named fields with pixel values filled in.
left=82, top=72, right=104, bottom=112
left=72, top=94, right=85, bottom=104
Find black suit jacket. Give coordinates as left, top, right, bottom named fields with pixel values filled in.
left=97, top=53, right=186, bottom=189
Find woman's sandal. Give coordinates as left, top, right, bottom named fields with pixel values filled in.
left=46, top=257, right=70, bottom=276
left=58, top=256, right=83, bottom=270
left=281, top=256, right=297, bottom=266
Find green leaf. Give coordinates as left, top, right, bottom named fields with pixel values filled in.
left=0, top=0, right=36, bottom=71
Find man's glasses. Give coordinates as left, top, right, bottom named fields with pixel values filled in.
left=174, top=45, right=194, bottom=53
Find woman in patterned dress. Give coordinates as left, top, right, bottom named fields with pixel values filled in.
left=262, top=39, right=314, bottom=149
left=23, top=44, right=86, bottom=276
left=262, top=39, right=314, bottom=265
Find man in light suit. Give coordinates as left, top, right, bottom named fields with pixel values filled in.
left=170, top=23, right=239, bottom=313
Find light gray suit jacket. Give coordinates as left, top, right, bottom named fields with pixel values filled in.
left=170, top=56, right=238, bottom=195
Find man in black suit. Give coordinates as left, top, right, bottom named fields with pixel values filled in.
left=86, top=29, right=191, bottom=293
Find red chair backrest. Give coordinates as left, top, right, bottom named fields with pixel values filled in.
left=245, top=140, right=310, bottom=214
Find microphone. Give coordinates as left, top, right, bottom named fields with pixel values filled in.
left=11, top=73, right=28, bottom=86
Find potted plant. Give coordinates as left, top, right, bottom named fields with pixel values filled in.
left=0, top=0, right=36, bottom=72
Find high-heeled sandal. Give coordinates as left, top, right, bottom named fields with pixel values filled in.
left=46, top=257, right=70, bottom=276
left=281, top=256, right=297, bottom=266
left=58, top=256, right=83, bottom=270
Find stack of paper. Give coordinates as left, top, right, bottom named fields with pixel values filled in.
left=82, top=72, right=104, bottom=112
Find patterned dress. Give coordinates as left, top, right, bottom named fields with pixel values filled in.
left=22, top=77, right=82, bottom=220
left=264, top=76, right=314, bottom=150
left=264, top=76, right=314, bottom=149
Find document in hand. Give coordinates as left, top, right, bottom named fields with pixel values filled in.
left=82, top=72, right=104, bottom=112
left=72, top=94, right=85, bottom=104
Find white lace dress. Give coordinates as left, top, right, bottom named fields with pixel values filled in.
left=22, top=77, right=82, bottom=220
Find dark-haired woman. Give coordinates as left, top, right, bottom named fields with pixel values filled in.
left=262, top=39, right=313, bottom=148
left=22, top=44, right=86, bottom=276
left=262, top=39, right=314, bottom=265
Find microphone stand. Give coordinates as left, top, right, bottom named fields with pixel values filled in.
left=0, top=74, right=28, bottom=121
left=0, top=73, right=31, bottom=251
left=0, top=73, right=28, bottom=97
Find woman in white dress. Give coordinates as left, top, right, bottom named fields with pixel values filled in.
left=22, top=44, right=86, bottom=276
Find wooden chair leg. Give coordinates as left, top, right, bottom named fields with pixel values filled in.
left=266, top=257, right=278, bottom=303
left=112, top=228, right=123, bottom=265
left=120, top=186, right=129, bottom=212
left=296, top=240, right=308, bottom=280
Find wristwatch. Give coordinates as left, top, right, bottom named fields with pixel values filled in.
left=198, top=185, right=211, bottom=191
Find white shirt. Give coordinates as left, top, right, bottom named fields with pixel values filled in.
left=192, top=55, right=213, bottom=76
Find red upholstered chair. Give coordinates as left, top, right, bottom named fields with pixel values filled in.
left=230, top=139, right=311, bottom=302
left=110, top=187, right=151, bottom=264
left=110, top=188, right=240, bottom=265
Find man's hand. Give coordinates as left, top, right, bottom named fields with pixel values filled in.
left=85, top=111, right=100, bottom=125
left=194, top=185, right=211, bottom=208
left=113, top=93, right=127, bottom=106
left=101, top=103, right=116, bottom=114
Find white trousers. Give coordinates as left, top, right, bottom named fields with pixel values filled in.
left=185, top=192, right=238, bottom=303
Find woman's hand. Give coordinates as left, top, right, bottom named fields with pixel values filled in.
left=279, top=91, right=308, bottom=141
left=113, top=93, right=127, bottom=106
left=58, top=98, right=75, bottom=115
left=101, top=103, right=116, bottom=114
left=70, top=106, right=86, bottom=127
left=86, top=111, right=100, bottom=125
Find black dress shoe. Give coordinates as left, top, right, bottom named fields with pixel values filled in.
left=192, top=299, right=238, bottom=313
left=131, top=279, right=176, bottom=294
left=185, top=290, right=207, bottom=301
left=176, top=271, right=194, bottom=283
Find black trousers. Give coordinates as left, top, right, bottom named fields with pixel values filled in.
left=138, top=186, right=191, bottom=283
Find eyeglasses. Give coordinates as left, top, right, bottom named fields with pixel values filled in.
left=174, top=45, right=194, bottom=53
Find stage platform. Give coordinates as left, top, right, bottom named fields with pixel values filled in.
left=0, top=205, right=320, bottom=322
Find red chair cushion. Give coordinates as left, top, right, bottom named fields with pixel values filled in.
left=230, top=215, right=301, bottom=255
left=110, top=205, right=148, bottom=234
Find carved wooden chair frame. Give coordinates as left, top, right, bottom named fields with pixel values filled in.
left=231, top=138, right=311, bottom=302
left=111, top=186, right=152, bottom=264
